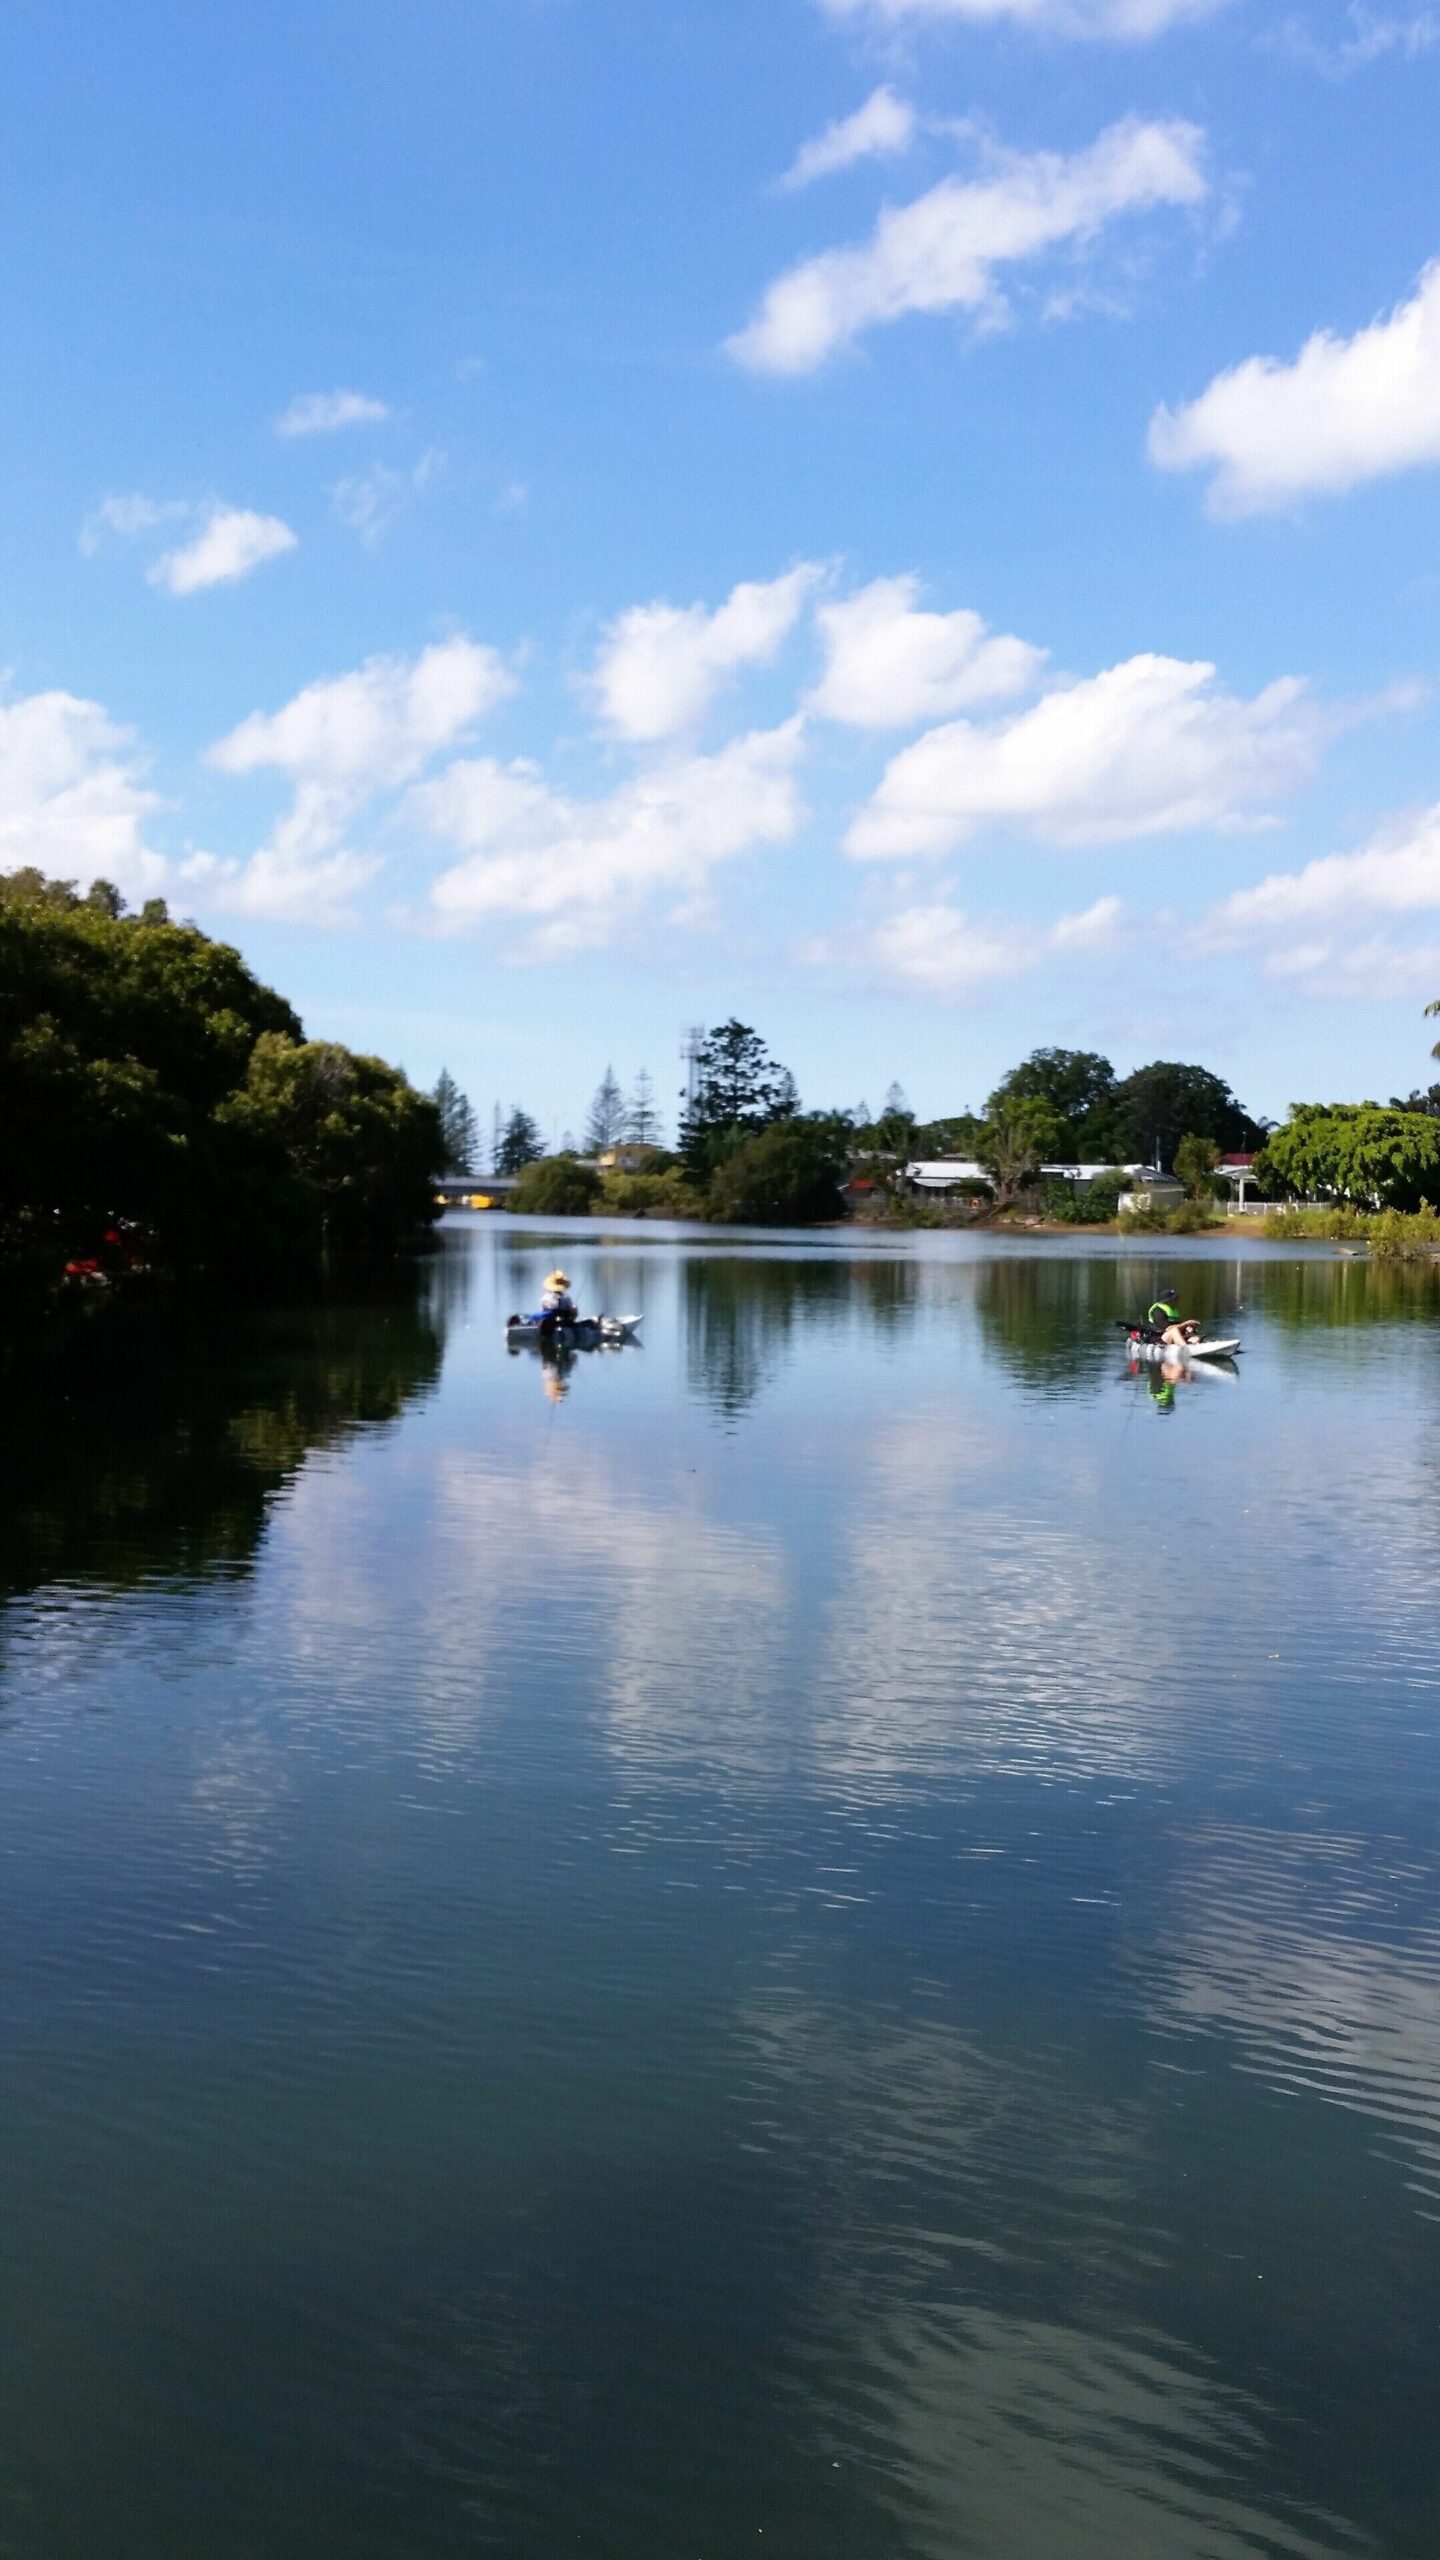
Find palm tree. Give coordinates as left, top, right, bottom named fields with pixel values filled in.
left=1428, top=998, right=1440, bottom=1060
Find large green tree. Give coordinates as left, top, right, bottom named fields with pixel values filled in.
left=0, top=867, right=441, bottom=1277
left=1108, top=1062, right=1262, bottom=1170
left=496, top=1108, right=543, bottom=1174
left=976, top=1097, right=1067, bottom=1207
left=986, top=1049, right=1118, bottom=1159
left=679, top=1021, right=797, bottom=1174
left=708, top=1117, right=846, bottom=1226
left=1261, top=1105, right=1440, bottom=1210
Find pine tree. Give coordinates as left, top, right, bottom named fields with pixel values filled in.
left=625, top=1067, right=661, bottom=1147
left=496, top=1108, right=543, bottom=1174
left=677, top=1021, right=796, bottom=1173
left=584, top=1065, right=626, bottom=1155
left=432, top=1068, right=479, bottom=1173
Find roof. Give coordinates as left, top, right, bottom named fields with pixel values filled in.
left=1220, top=1153, right=1257, bottom=1167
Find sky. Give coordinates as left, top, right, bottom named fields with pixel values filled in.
left=5, top=0, right=1440, bottom=1140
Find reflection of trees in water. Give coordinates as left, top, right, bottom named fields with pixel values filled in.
left=684, top=1255, right=923, bottom=1416
left=0, top=1283, right=445, bottom=1605
left=1239, top=1256, right=1440, bottom=1330
left=972, top=1258, right=1125, bottom=1388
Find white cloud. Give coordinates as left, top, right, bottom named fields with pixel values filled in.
left=79, top=493, right=193, bottom=556
left=847, top=654, right=1318, bottom=856
left=417, top=721, right=805, bottom=952
left=0, top=689, right=165, bottom=901
left=1211, top=802, right=1440, bottom=933
left=809, top=575, right=1045, bottom=726
left=276, top=389, right=389, bottom=437
left=728, top=118, right=1207, bottom=373
left=1268, top=4, right=1438, bottom=74
left=332, top=449, right=444, bottom=544
left=822, top=892, right=1124, bottom=996
left=817, top=0, right=1223, bottom=33
left=780, top=88, right=917, bottom=191
left=1194, top=802, right=1440, bottom=992
left=210, top=636, right=514, bottom=789
left=588, top=567, right=819, bottom=740
left=1149, top=261, right=1440, bottom=514
left=149, top=506, right=297, bottom=596
left=205, top=636, right=515, bottom=922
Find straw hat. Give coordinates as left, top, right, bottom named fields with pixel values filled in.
left=546, top=1268, right=570, bottom=1289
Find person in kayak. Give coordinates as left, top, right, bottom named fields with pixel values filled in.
left=1147, top=1296, right=1198, bottom=1345
left=538, top=1268, right=578, bottom=1331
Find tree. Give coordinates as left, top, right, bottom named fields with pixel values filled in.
left=1427, top=996, right=1440, bottom=1060
left=432, top=1068, right=478, bottom=1174
left=1392, top=1083, right=1440, bottom=1119
left=1108, top=1061, right=1262, bottom=1170
left=708, top=1118, right=846, bottom=1226
left=584, top=1065, right=626, bottom=1154
left=217, top=1035, right=444, bottom=1253
left=1173, top=1132, right=1222, bottom=1202
left=1262, top=1105, right=1440, bottom=1210
left=986, top=1049, right=1117, bottom=1160
left=678, top=1020, right=796, bottom=1173
left=625, top=1068, right=662, bottom=1146
left=508, top=1153, right=601, bottom=1215
left=977, top=1097, right=1066, bottom=1207
left=496, top=1108, right=543, bottom=1175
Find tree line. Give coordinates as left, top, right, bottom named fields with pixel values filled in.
left=2, top=868, right=443, bottom=1291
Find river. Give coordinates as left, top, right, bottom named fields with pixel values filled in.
left=3, top=1220, right=1439, bottom=2558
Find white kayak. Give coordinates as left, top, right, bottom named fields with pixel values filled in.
left=504, top=1312, right=642, bottom=1347
left=1128, top=1335, right=1240, bottom=1363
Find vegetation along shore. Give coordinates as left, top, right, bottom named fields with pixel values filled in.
left=8, top=860, right=1440, bottom=1306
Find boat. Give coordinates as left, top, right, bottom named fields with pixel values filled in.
left=1121, top=1326, right=1241, bottom=1364
left=504, top=1312, right=642, bottom=1348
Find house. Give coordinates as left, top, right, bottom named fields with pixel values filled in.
left=597, top=1142, right=667, bottom=1174
left=903, top=1158, right=991, bottom=1194
left=1117, top=1174, right=1186, bottom=1214
left=1216, top=1151, right=1262, bottom=1209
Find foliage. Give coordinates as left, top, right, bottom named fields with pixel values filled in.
left=508, top=1152, right=601, bottom=1215
left=496, top=1107, right=544, bottom=1174
left=1040, top=1170, right=1127, bottom=1225
left=1163, top=1198, right=1222, bottom=1233
left=1391, top=1083, right=1440, bottom=1119
left=911, top=1112, right=985, bottom=1158
left=596, top=1167, right=706, bottom=1218
left=0, top=868, right=440, bottom=1279
left=977, top=1096, right=1066, bottom=1206
left=1370, top=1204, right=1440, bottom=1261
left=988, top=1048, right=1118, bottom=1159
left=1173, top=1131, right=1222, bottom=1202
left=708, top=1116, right=846, bottom=1226
left=432, top=1067, right=478, bottom=1174
left=678, top=1020, right=797, bottom=1174
left=1263, top=1104, right=1440, bottom=1210
left=217, top=1035, right=444, bottom=1254
left=1107, top=1060, right=1263, bottom=1169
left=584, top=1065, right=626, bottom=1154
left=1258, top=1204, right=1375, bottom=1240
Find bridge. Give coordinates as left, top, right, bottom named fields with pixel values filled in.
left=433, top=1173, right=518, bottom=1206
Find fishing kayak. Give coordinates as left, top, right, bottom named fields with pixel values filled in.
left=504, top=1313, right=642, bottom=1347
left=1126, top=1335, right=1240, bottom=1363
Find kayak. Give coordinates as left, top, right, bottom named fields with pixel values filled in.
left=504, top=1313, right=642, bottom=1347
left=1126, top=1335, right=1240, bottom=1363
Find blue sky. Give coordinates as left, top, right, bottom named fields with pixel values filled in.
left=5, top=0, right=1440, bottom=1137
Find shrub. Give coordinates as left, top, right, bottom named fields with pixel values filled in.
left=1369, top=1203, right=1440, bottom=1261
left=709, top=1118, right=846, bottom=1226
left=508, top=1153, right=601, bottom=1215
left=596, top=1168, right=706, bottom=1219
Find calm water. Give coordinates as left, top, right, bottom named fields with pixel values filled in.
left=3, top=1222, right=1440, bottom=2559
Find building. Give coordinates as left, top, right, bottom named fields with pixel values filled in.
left=597, top=1143, right=667, bottom=1174
left=1216, top=1152, right=1262, bottom=1209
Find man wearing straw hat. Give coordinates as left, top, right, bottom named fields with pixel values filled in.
left=539, top=1267, right=578, bottom=1334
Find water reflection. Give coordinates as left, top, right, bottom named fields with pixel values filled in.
left=6, top=1228, right=1440, bottom=2560
left=0, top=1281, right=447, bottom=1606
